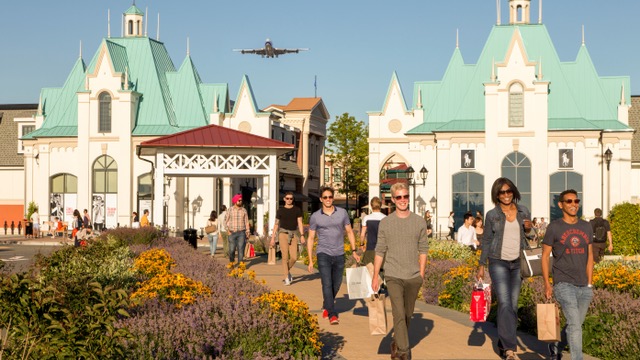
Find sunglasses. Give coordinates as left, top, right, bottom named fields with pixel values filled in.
left=284, top=197, right=293, bottom=200
left=321, top=195, right=333, bottom=199
left=498, top=189, right=513, bottom=195
left=394, top=194, right=410, bottom=200
left=562, top=198, right=581, bottom=204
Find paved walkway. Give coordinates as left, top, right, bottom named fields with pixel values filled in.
left=0, top=233, right=597, bottom=360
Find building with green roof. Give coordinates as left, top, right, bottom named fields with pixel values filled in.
left=368, top=0, right=635, bottom=228
left=21, top=4, right=328, bottom=231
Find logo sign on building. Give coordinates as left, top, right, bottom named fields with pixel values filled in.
left=559, top=149, right=573, bottom=168
left=461, top=150, right=475, bottom=169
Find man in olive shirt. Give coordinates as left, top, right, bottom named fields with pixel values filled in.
left=372, top=183, right=428, bottom=360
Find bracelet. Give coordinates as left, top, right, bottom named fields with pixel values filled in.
left=587, top=284, right=593, bottom=288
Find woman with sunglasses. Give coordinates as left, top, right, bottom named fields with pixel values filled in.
left=477, top=177, right=532, bottom=360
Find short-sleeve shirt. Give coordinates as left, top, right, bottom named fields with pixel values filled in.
left=276, top=206, right=303, bottom=231
left=309, top=206, right=350, bottom=256
left=543, top=219, right=592, bottom=286
left=363, top=212, right=386, bottom=251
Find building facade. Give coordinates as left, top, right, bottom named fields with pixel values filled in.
left=21, top=4, right=326, bottom=235
left=368, top=0, right=635, bottom=233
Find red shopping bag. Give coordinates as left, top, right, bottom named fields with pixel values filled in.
left=470, top=281, right=491, bottom=322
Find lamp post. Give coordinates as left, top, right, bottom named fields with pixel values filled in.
left=405, top=165, right=429, bottom=213
left=430, top=196, right=437, bottom=238
left=279, top=174, right=285, bottom=191
left=604, top=148, right=613, bottom=213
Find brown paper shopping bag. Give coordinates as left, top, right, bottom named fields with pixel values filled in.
left=365, top=294, right=387, bottom=335
left=267, top=246, right=277, bottom=265
left=537, top=302, right=561, bottom=342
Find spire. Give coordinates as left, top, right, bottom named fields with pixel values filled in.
left=620, top=82, right=626, bottom=105
left=213, top=92, right=219, bottom=113
left=581, top=24, right=585, bottom=46
left=537, top=57, right=543, bottom=80
left=416, top=88, right=423, bottom=109
left=538, top=0, right=542, bottom=24
left=37, top=93, right=43, bottom=116
left=145, top=7, right=148, bottom=36
left=456, top=29, right=459, bottom=49
left=491, top=58, right=496, bottom=82
left=107, top=9, right=111, bottom=38
left=187, top=37, right=190, bottom=56
left=497, top=0, right=501, bottom=25
left=157, top=13, right=160, bottom=40
left=79, top=40, right=82, bottom=59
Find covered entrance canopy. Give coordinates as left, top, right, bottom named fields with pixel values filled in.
left=137, top=123, right=294, bottom=234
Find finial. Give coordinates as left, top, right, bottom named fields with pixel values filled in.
left=621, top=82, right=626, bottom=105
left=416, top=88, right=423, bottom=109
left=491, top=58, right=496, bottom=82
left=145, top=7, right=148, bottom=36
left=538, top=57, right=543, bottom=80
left=157, top=13, right=160, bottom=40
left=538, top=0, right=542, bottom=24
left=497, top=0, right=501, bottom=25
left=107, top=9, right=111, bottom=38
left=79, top=40, right=82, bottom=59
left=187, top=37, right=190, bottom=56
left=213, top=92, right=219, bottom=113
left=581, top=25, right=585, bottom=46
left=456, top=29, right=459, bottom=49
left=37, top=93, right=43, bottom=116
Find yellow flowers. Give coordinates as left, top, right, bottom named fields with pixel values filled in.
left=131, top=248, right=211, bottom=307
left=438, top=264, right=475, bottom=311
left=227, top=261, right=257, bottom=281
left=593, top=261, right=640, bottom=297
left=254, top=290, right=322, bottom=356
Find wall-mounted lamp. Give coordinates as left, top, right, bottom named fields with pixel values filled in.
left=279, top=174, right=285, bottom=190
left=309, top=167, right=314, bottom=180
left=604, top=148, right=613, bottom=171
left=430, top=196, right=437, bottom=211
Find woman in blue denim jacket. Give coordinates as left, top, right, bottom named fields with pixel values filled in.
left=477, top=177, right=532, bottom=360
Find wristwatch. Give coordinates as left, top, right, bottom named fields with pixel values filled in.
left=587, top=284, right=593, bottom=288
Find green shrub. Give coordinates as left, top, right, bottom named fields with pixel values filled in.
left=609, top=202, right=640, bottom=255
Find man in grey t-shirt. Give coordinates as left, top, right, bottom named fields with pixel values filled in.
left=372, top=183, right=428, bottom=360
left=307, top=186, right=360, bottom=326
left=542, top=189, right=594, bottom=360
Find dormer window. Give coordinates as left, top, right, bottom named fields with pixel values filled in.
left=99, top=92, right=112, bottom=133
left=509, top=82, right=524, bottom=127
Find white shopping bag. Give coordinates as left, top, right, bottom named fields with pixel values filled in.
left=346, top=266, right=374, bottom=299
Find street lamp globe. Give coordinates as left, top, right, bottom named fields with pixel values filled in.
left=604, top=148, right=613, bottom=171
left=406, top=165, right=415, bottom=184
left=419, top=166, right=429, bottom=185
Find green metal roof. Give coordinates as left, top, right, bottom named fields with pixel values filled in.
left=124, top=5, right=144, bottom=15
left=402, top=24, right=631, bottom=134
left=27, top=32, right=230, bottom=139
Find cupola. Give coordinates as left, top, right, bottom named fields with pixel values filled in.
left=123, top=2, right=144, bottom=37
left=509, top=0, right=531, bottom=24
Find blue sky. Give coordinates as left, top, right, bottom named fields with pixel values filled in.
left=1, top=1, right=638, bottom=123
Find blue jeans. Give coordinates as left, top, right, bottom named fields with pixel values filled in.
left=208, top=233, right=218, bottom=255
left=549, top=282, right=594, bottom=360
left=488, top=258, right=522, bottom=353
left=316, top=253, right=345, bottom=318
left=228, top=231, right=246, bottom=263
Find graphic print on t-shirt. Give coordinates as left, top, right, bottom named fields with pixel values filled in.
left=559, top=228, right=588, bottom=255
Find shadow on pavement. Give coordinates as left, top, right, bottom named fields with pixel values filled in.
left=320, top=331, right=346, bottom=360
left=374, top=313, right=435, bottom=355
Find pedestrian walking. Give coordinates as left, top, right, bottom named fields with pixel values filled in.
left=457, top=212, right=479, bottom=250
left=474, top=216, right=485, bottom=249
left=140, top=209, right=150, bottom=227
left=589, top=208, right=612, bottom=263
left=226, top=194, right=250, bottom=265
left=372, top=183, right=428, bottom=360
left=30, top=207, right=40, bottom=239
left=270, top=192, right=306, bottom=285
left=360, top=196, right=386, bottom=265
left=72, top=209, right=84, bottom=247
left=218, top=205, right=229, bottom=257
left=542, top=189, right=594, bottom=360
left=206, top=210, right=220, bottom=256
left=424, top=210, right=433, bottom=238
left=477, top=177, right=532, bottom=360
left=132, top=212, right=140, bottom=228
left=447, top=211, right=455, bottom=240
left=307, top=186, right=360, bottom=325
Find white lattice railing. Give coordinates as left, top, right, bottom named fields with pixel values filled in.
left=163, top=154, right=270, bottom=171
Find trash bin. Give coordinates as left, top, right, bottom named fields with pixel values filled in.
left=183, top=228, right=198, bottom=249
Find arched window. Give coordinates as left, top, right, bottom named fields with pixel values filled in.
left=509, top=82, right=524, bottom=127
left=549, top=171, right=583, bottom=221
left=128, top=20, right=133, bottom=35
left=501, top=152, right=531, bottom=210
left=452, top=171, right=485, bottom=223
left=92, top=155, right=118, bottom=229
left=99, top=92, right=112, bottom=133
left=50, top=173, right=77, bottom=223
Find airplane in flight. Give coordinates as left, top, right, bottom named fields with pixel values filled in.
left=233, top=38, right=308, bottom=58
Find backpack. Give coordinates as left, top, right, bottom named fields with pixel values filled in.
left=592, top=218, right=607, bottom=243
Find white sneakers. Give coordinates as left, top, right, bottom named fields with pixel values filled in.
left=283, top=273, right=293, bottom=286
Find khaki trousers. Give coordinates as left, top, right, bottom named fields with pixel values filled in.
left=278, top=230, right=299, bottom=276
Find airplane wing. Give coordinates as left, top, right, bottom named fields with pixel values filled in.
left=273, top=48, right=309, bottom=55
left=233, top=48, right=268, bottom=56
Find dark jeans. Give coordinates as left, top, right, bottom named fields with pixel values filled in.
left=488, top=258, right=522, bottom=353
left=228, top=231, right=246, bottom=263
left=316, top=252, right=345, bottom=318
left=448, top=227, right=455, bottom=239
left=386, top=276, right=423, bottom=353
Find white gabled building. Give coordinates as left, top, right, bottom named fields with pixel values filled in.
left=368, top=0, right=635, bottom=232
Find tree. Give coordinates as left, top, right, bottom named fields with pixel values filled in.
left=326, top=113, right=369, bottom=199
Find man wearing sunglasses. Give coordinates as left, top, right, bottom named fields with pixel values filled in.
left=307, top=186, right=360, bottom=325
left=372, top=183, right=428, bottom=360
left=542, top=189, right=594, bottom=360
left=271, top=192, right=306, bottom=286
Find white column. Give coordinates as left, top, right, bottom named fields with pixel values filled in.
left=268, top=154, right=278, bottom=235
left=256, top=176, right=264, bottom=236
left=152, top=152, right=165, bottom=227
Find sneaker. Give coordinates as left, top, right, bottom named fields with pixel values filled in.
left=329, top=316, right=339, bottom=325
left=322, top=309, right=328, bottom=319
left=283, top=277, right=291, bottom=286
left=288, top=273, right=293, bottom=283
left=504, top=350, right=520, bottom=360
